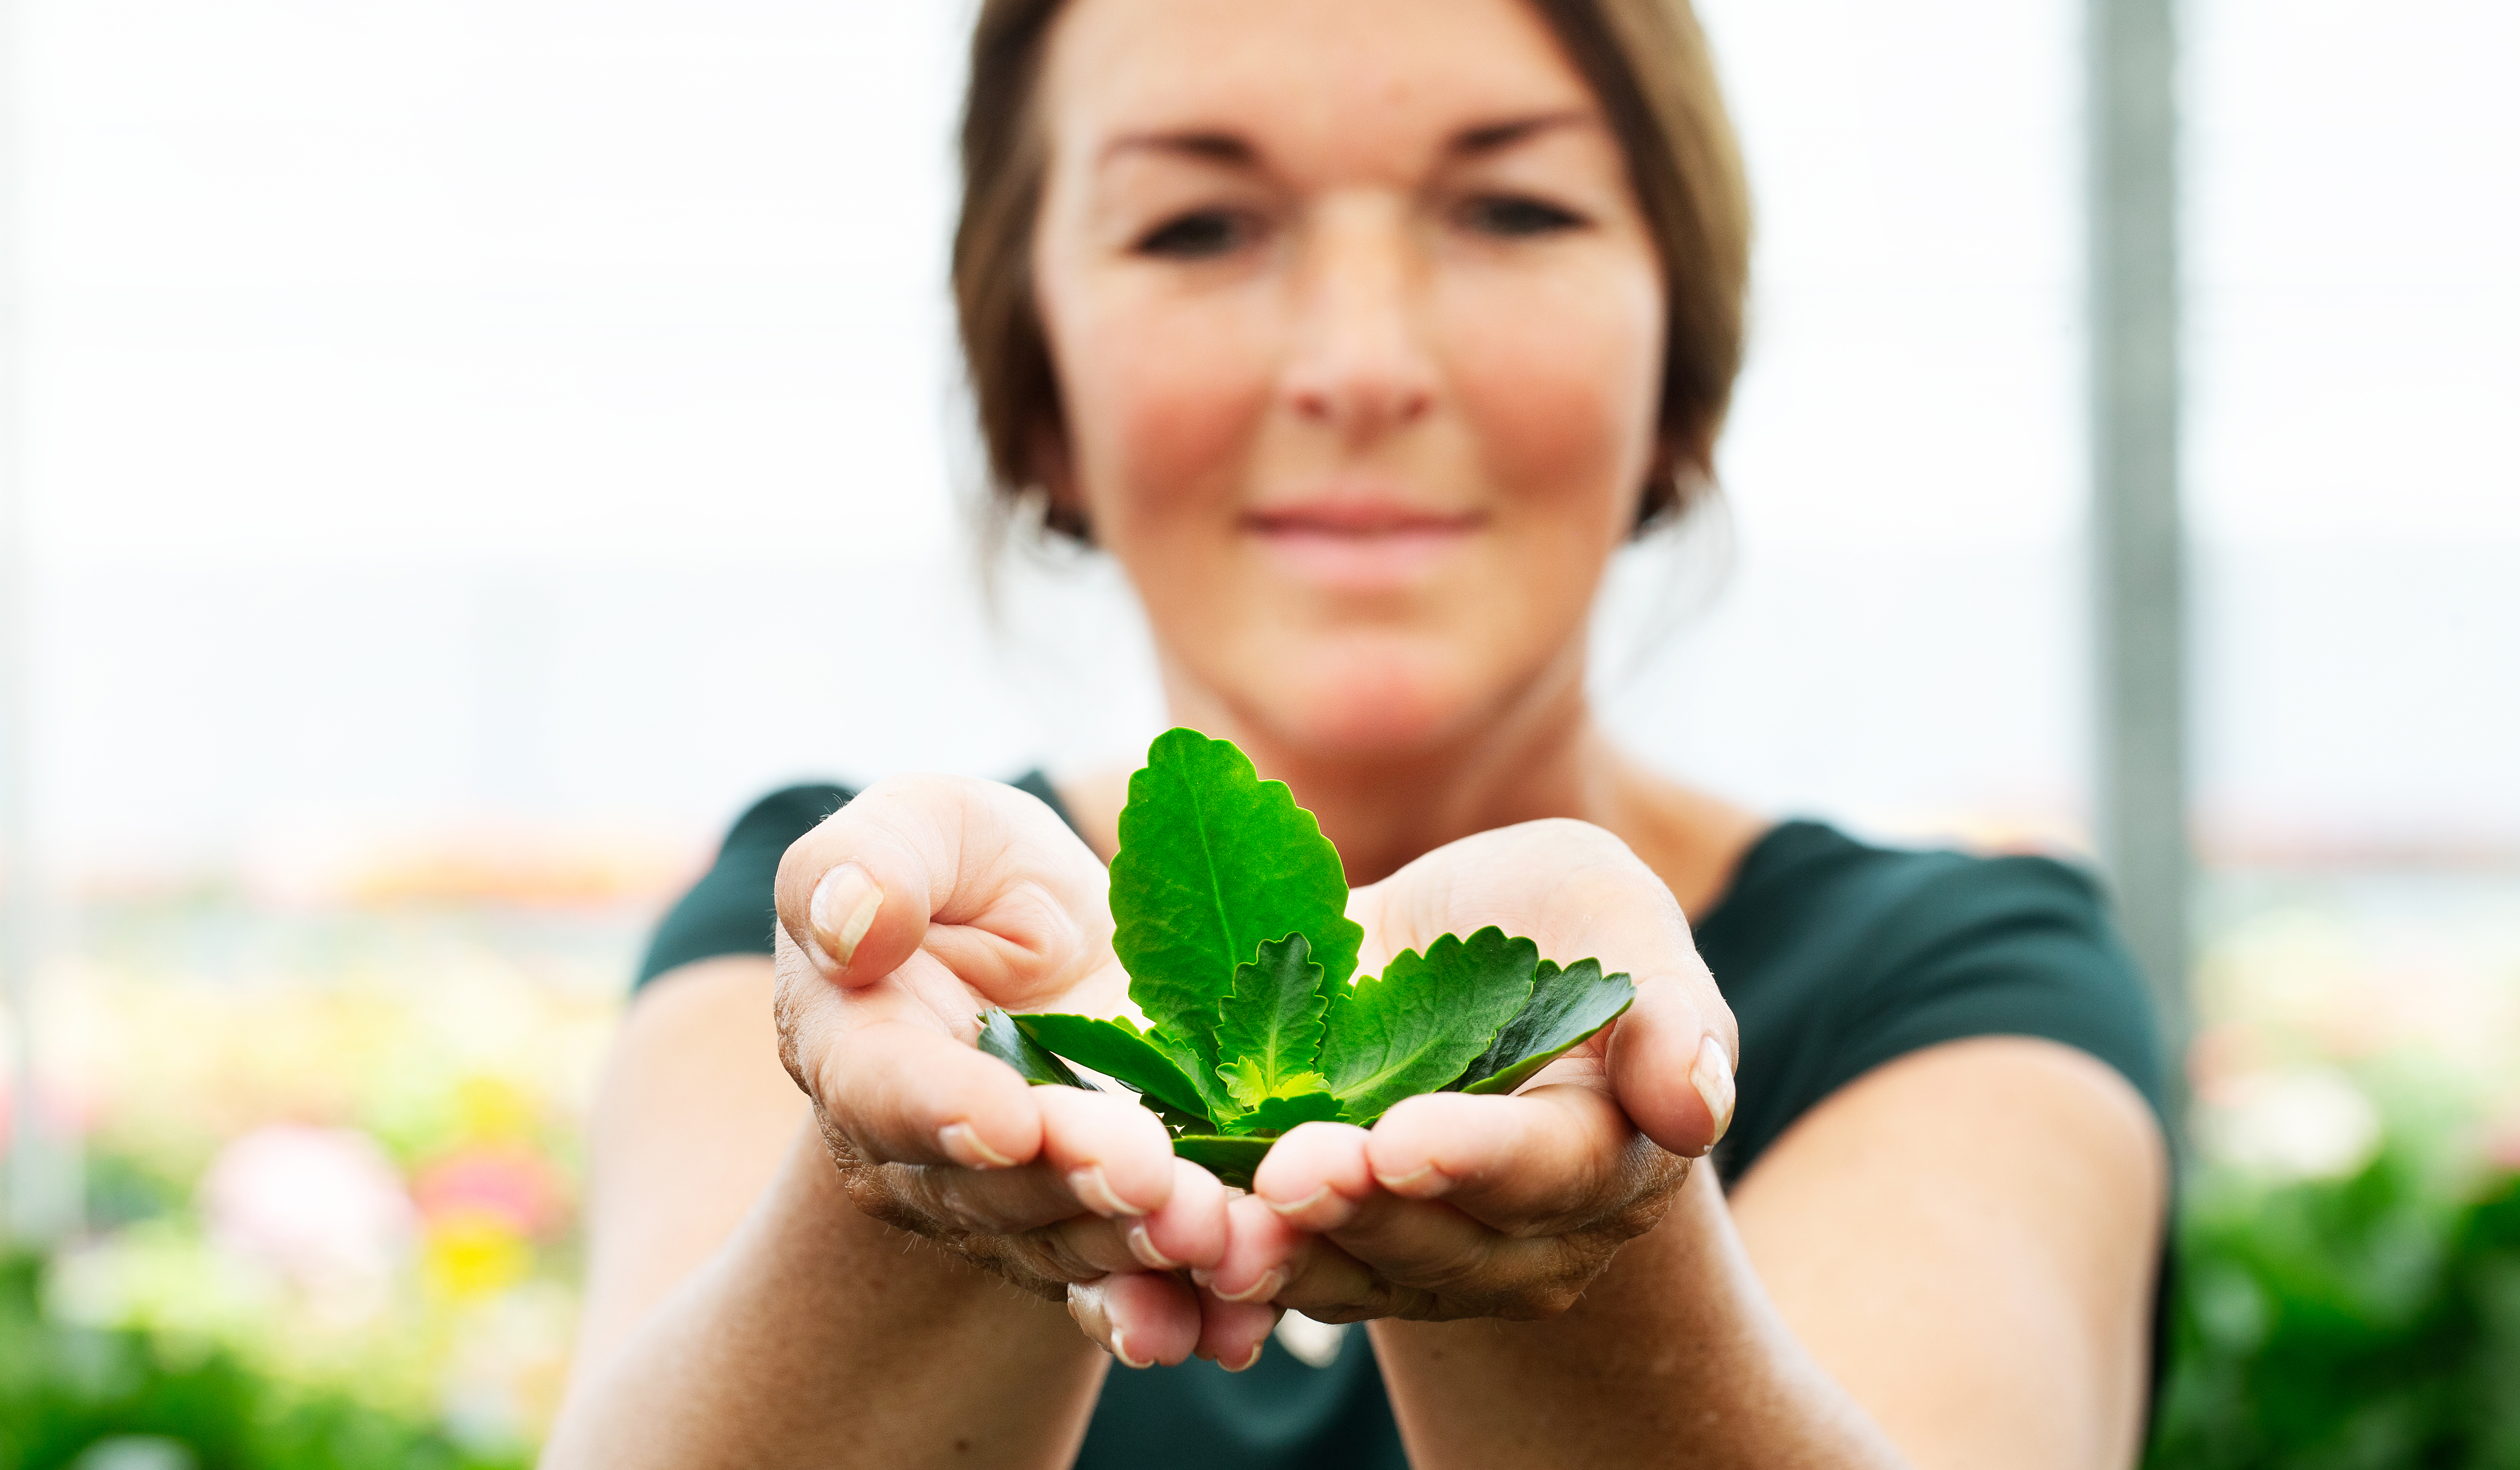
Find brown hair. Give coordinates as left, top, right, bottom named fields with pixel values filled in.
left=953, top=0, right=1750, bottom=540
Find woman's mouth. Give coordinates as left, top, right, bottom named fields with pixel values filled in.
left=1242, top=503, right=1488, bottom=590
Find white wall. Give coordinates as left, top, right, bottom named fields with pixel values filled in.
left=12, top=0, right=2517, bottom=887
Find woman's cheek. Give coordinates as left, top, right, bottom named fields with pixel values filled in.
left=1070, top=297, right=1277, bottom=540
left=1439, top=262, right=1663, bottom=533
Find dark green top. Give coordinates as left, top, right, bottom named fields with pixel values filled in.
left=637, top=778, right=2169, bottom=1470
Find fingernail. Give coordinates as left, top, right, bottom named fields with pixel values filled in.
left=1264, top=1185, right=1330, bottom=1220
left=1214, top=1266, right=1284, bottom=1304
left=809, top=863, right=884, bottom=969
left=939, top=1122, right=1015, bottom=1170
left=1223, top=1341, right=1266, bottom=1373
left=1126, top=1223, right=1181, bottom=1271
left=1372, top=1163, right=1451, bottom=1199
left=1068, top=1165, right=1145, bottom=1219
left=1190, top=1267, right=1215, bottom=1289
left=1691, top=1035, right=1736, bottom=1149
left=1109, top=1329, right=1154, bottom=1370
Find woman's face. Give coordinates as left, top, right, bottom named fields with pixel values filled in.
left=1032, top=0, right=1667, bottom=758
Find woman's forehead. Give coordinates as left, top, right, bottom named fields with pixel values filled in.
left=1040, top=0, right=1601, bottom=176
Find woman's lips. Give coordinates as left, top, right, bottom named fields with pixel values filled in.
left=1242, top=505, right=1487, bottom=589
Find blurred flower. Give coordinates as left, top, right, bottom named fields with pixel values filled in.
left=414, top=1145, right=562, bottom=1239
left=452, top=1075, right=541, bottom=1145
left=439, top=1279, right=578, bottom=1450
left=426, top=1208, right=535, bottom=1302
left=2198, top=1065, right=2383, bottom=1181
left=199, top=1123, right=415, bottom=1321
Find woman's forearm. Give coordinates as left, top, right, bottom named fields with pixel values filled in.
left=1368, top=1161, right=1908, bottom=1470
left=543, top=1125, right=1107, bottom=1470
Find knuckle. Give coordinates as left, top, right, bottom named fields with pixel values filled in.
left=1016, top=1224, right=1103, bottom=1283
left=1508, top=1279, right=1588, bottom=1321
left=1396, top=1234, right=1497, bottom=1297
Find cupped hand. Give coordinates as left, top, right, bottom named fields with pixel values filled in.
left=1197, top=819, right=1738, bottom=1324
left=770, top=775, right=1279, bottom=1369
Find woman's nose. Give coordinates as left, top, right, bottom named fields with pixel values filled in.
left=1278, top=198, right=1438, bottom=447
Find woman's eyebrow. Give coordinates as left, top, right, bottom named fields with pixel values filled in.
left=1450, top=110, right=1596, bottom=157
left=1099, top=130, right=1257, bottom=169
left=1096, top=109, right=1593, bottom=173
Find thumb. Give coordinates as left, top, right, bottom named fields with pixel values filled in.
left=772, top=773, right=1108, bottom=997
left=1606, top=960, right=1738, bottom=1159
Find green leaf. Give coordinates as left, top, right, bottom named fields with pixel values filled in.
left=1149, top=1102, right=1213, bottom=1138
left=1108, top=729, right=1364, bottom=1077
left=1453, top=959, right=1637, bottom=1096
left=1233, top=1089, right=1346, bottom=1137
left=1318, top=927, right=1539, bottom=1123
left=1219, top=1058, right=1335, bottom=1113
left=1171, top=1135, right=1274, bottom=1191
left=1011, top=1013, right=1211, bottom=1121
left=1213, top=934, right=1331, bottom=1105
left=975, top=1008, right=1091, bottom=1089
left=1147, top=1020, right=1243, bottom=1124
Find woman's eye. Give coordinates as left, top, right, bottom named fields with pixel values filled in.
left=1462, top=195, right=1585, bottom=239
left=1134, top=210, right=1247, bottom=259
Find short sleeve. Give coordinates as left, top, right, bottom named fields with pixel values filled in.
left=1826, top=854, right=2168, bottom=1129
left=634, top=783, right=855, bottom=988
left=1699, top=822, right=2170, bottom=1180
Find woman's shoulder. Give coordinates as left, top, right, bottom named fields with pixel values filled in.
left=1700, top=821, right=2165, bottom=1175
left=1703, top=820, right=2122, bottom=959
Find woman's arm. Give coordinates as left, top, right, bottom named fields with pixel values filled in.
left=544, top=776, right=1273, bottom=1467
left=540, top=956, right=1108, bottom=1470
left=1360, top=1035, right=2166, bottom=1470
left=1208, top=821, right=2167, bottom=1469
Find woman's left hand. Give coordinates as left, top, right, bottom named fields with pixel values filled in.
left=1196, top=819, right=1739, bottom=1323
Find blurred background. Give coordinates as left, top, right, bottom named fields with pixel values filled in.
left=1, top=0, right=2515, bottom=1465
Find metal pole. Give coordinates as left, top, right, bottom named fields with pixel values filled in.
left=0, top=0, right=60, bottom=1243
left=2088, top=0, right=2191, bottom=1116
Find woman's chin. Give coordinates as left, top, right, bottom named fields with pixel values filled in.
left=1232, top=642, right=1493, bottom=762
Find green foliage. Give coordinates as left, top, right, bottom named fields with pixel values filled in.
left=974, top=1008, right=1085, bottom=1089
left=0, top=1251, right=527, bottom=1470
left=978, top=729, right=1634, bottom=1188
left=1317, top=928, right=1541, bottom=1119
left=2149, top=1142, right=2520, bottom=1470
left=1454, top=958, right=1638, bottom=1098
left=1214, top=936, right=1335, bottom=1110
left=1106, top=728, right=1364, bottom=1079
left=1009, top=1013, right=1211, bottom=1120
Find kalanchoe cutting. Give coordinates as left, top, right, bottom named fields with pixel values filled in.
left=974, top=728, right=1635, bottom=1188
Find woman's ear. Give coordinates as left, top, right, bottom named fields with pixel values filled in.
left=1029, top=421, right=1093, bottom=542
left=1637, top=429, right=1717, bottom=532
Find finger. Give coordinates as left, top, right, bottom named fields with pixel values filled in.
left=1018, top=1157, right=1232, bottom=1274
left=1362, top=1087, right=1678, bottom=1235
left=1608, top=962, right=1738, bottom=1158
left=1244, top=1120, right=1378, bottom=1235
left=1279, top=1191, right=1601, bottom=1324
left=771, top=772, right=1108, bottom=997
left=1201, top=1190, right=1309, bottom=1305
left=1195, top=1290, right=1282, bottom=1372
left=1034, top=1083, right=1179, bottom=1219
left=815, top=1019, right=1045, bottom=1169
left=1124, top=1157, right=1232, bottom=1272
left=1069, top=1272, right=1202, bottom=1369
left=1221, top=1203, right=1420, bottom=1324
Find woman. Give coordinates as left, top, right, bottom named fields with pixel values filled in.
left=544, top=0, right=2170, bottom=1465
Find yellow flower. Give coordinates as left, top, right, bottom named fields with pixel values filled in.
left=424, top=1208, right=533, bottom=1301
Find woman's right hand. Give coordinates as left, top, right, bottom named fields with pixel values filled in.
left=770, top=775, right=1278, bottom=1370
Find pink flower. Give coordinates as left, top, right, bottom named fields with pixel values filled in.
left=199, top=1124, right=417, bottom=1288
left=411, top=1146, right=562, bottom=1239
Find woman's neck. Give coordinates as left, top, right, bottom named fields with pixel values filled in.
left=1098, top=653, right=1765, bottom=920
